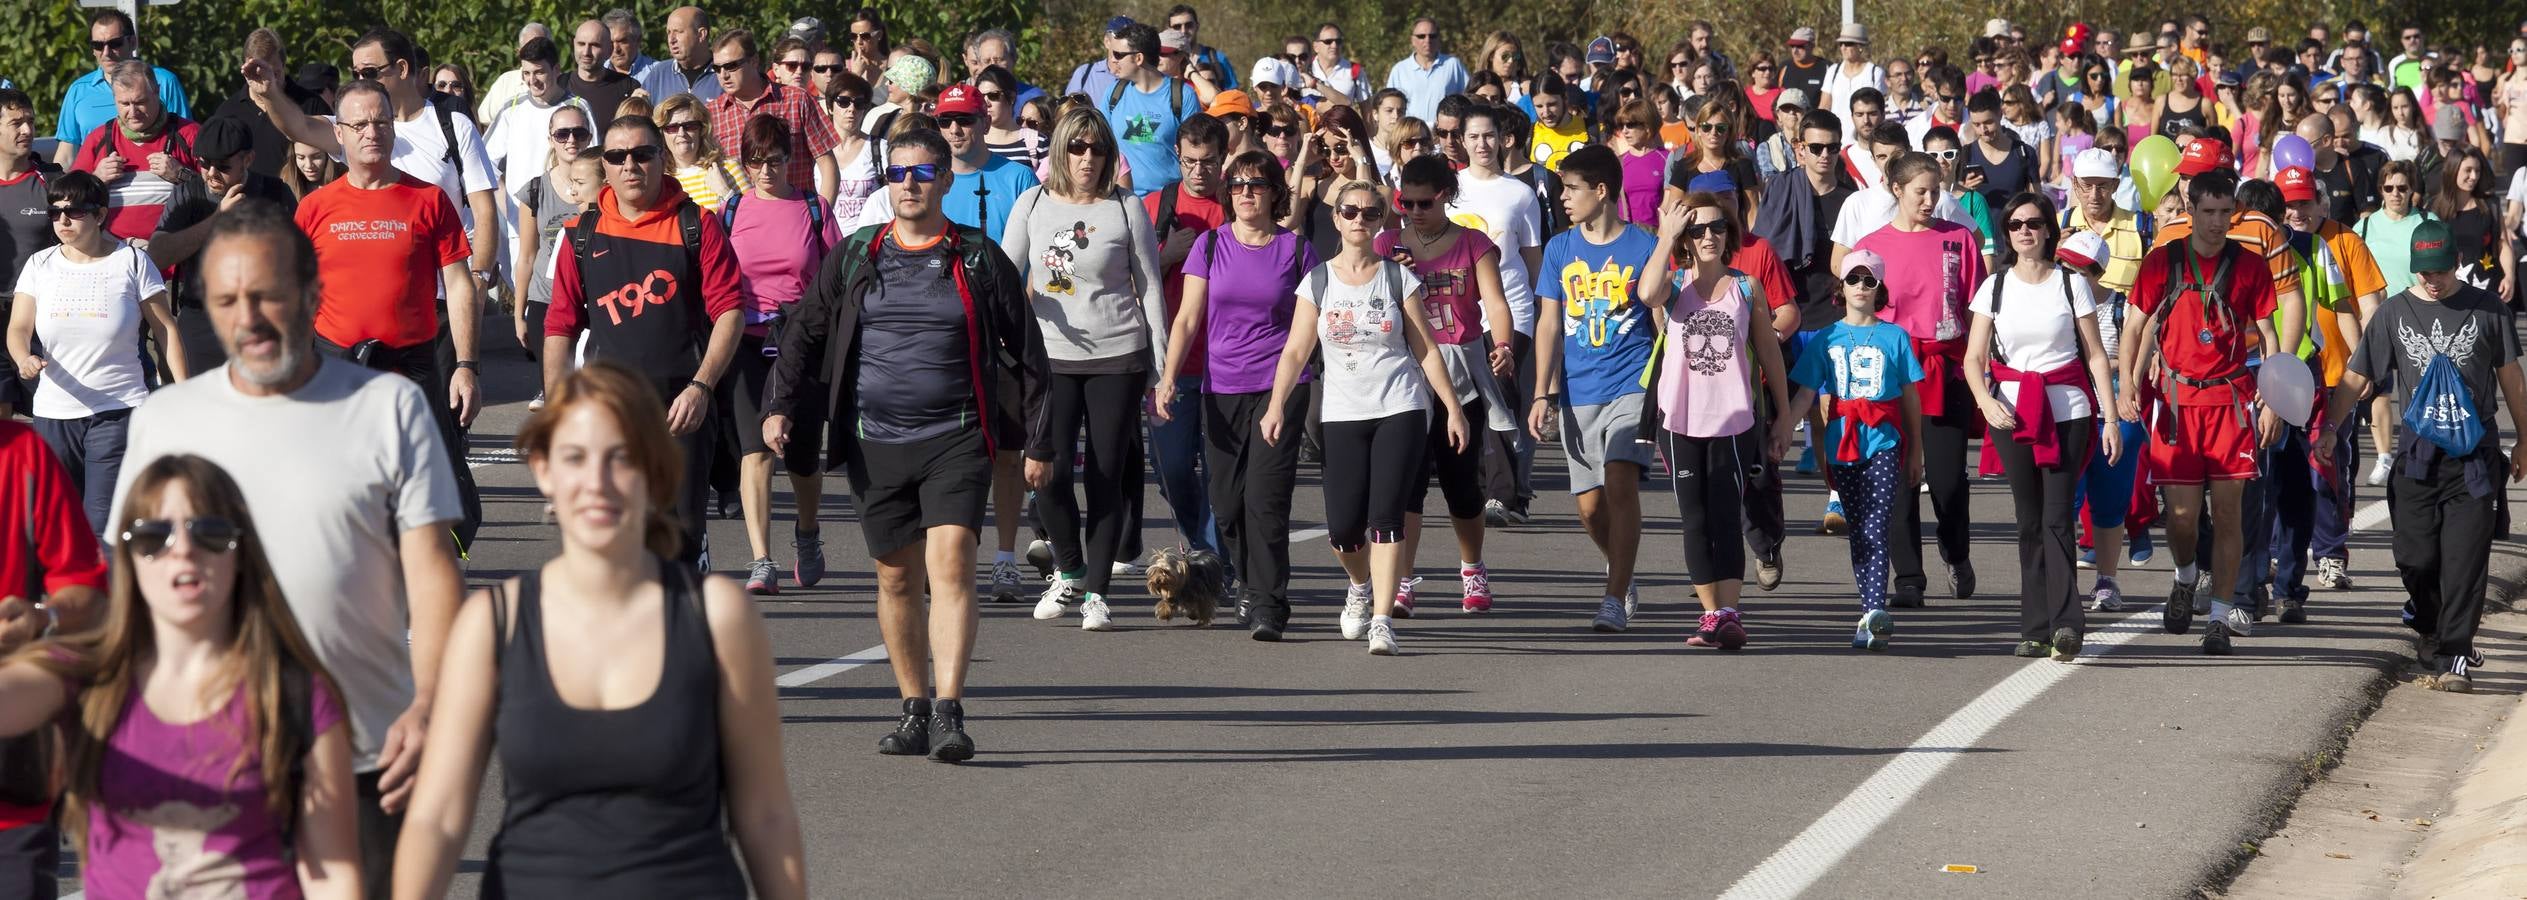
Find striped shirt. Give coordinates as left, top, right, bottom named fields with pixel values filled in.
left=72, top=116, right=201, bottom=243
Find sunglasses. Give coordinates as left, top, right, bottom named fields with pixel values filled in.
left=1318, top=37, right=1344, bottom=45
left=123, top=516, right=242, bottom=559
left=1801, top=142, right=1836, bottom=156
left=777, top=60, right=807, bottom=72
left=1414, top=32, right=1436, bottom=40
left=980, top=90, right=1006, bottom=103
left=1171, top=20, right=1196, bottom=30
left=1262, top=124, right=1298, bottom=138
left=887, top=163, right=939, bottom=183
left=1684, top=221, right=1728, bottom=238
left=1067, top=137, right=1106, bottom=156
left=852, top=30, right=883, bottom=42
left=549, top=126, right=590, bottom=143
left=939, top=114, right=979, bottom=130
left=2382, top=184, right=2412, bottom=194
left=744, top=154, right=789, bottom=166
left=46, top=204, right=100, bottom=222
left=1337, top=203, right=1383, bottom=222
left=352, top=64, right=392, bottom=81
left=813, top=64, right=846, bottom=74
left=433, top=80, right=464, bottom=92
left=1227, top=178, right=1274, bottom=194
left=1754, top=64, right=1775, bottom=72
left=601, top=145, right=664, bottom=165
left=2005, top=217, right=2047, bottom=232
left=828, top=95, right=863, bottom=109
left=89, top=36, right=129, bottom=51
left=1021, top=118, right=1045, bottom=131
left=1843, top=272, right=1881, bottom=288
left=1932, top=148, right=1960, bottom=161
left=1398, top=196, right=1440, bottom=211
left=712, top=58, right=751, bottom=74
left=1696, top=123, right=1729, bottom=133
left=1110, top=50, right=1139, bottom=61
left=197, top=153, right=242, bottom=171
left=1432, top=127, right=1461, bottom=140
left=1671, top=60, right=1692, bottom=68
left=662, top=121, right=706, bottom=135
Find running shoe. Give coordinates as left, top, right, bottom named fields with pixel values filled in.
left=2202, top=620, right=2234, bottom=655
left=1080, top=595, right=1115, bottom=632
left=990, top=559, right=1025, bottom=603
left=1460, top=564, right=1493, bottom=613
left=1034, top=574, right=1081, bottom=620
left=1112, top=559, right=1148, bottom=578
left=1025, top=538, right=1055, bottom=578
left=527, top=391, right=547, bottom=412
left=2050, top=627, right=2082, bottom=661
left=2192, top=571, right=2214, bottom=615
left=1796, top=442, right=1818, bottom=475
left=1623, top=581, right=1640, bottom=619
left=1948, top=561, right=1977, bottom=600
left=1367, top=620, right=1400, bottom=655
left=1394, top=576, right=1420, bottom=619
left=1484, top=499, right=1511, bottom=527
left=2279, top=597, right=2308, bottom=624
left=2313, top=557, right=2351, bottom=589
left=2127, top=528, right=2155, bottom=566
left=1591, top=596, right=1630, bottom=633
left=2077, top=548, right=2097, bottom=569
left=1754, top=554, right=1784, bottom=592
left=1340, top=583, right=1373, bottom=639
left=1687, top=609, right=1748, bottom=651
left=2088, top=577, right=2124, bottom=612
left=793, top=531, right=826, bottom=588
left=1818, top=496, right=1848, bottom=535
left=1504, top=502, right=1532, bottom=525
left=1685, top=610, right=1723, bottom=647
left=2430, top=652, right=2483, bottom=693
left=2014, top=640, right=2049, bottom=658
left=1891, top=582, right=1927, bottom=609
left=2163, top=581, right=2196, bottom=634
left=1853, top=609, right=1892, bottom=652
left=927, top=698, right=975, bottom=762
left=746, top=558, right=779, bottom=595
left=2219, top=603, right=2255, bottom=638
left=2366, top=457, right=2391, bottom=486
left=877, top=697, right=930, bottom=755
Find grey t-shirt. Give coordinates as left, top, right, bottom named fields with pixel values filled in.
left=2349, top=285, right=2520, bottom=453
left=855, top=236, right=976, bottom=444
left=111, top=358, right=464, bottom=773
left=998, top=186, right=1168, bottom=373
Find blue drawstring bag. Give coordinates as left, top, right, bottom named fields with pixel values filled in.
left=2402, top=350, right=2483, bottom=457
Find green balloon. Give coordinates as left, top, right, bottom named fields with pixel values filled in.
left=2131, top=135, right=2181, bottom=209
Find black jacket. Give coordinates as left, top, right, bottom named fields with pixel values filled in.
left=763, top=220, right=1051, bottom=468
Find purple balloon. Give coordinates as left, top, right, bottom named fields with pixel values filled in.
left=2272, top=135, right=2313, bottom=173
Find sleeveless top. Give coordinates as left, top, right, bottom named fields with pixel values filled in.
left=2156, top=94, right=2209, bottom=138
left=1658, top=270, right=1758, bottom=439
left=485, top=562, right=744, bottom=898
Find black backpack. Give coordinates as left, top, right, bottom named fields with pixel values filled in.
left=1106, top=76, right=1189, bottom=124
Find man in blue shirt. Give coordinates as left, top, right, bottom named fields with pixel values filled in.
left=1064, top=17, right=1132, bottom=100
left=53, top=9, right=189, bottom=167
left=1163, top=5, right=1238, bottom=91
left=1102, top=24, right=1200, bottom=197
left=935, top=84, right=1039, bottom=237
left=1385, top=18, right=1468, bottom=124
left=964, top=28, right=1045, bottom=109
left=635, top=6, right=724, bottom=103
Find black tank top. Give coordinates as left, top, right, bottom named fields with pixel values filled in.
left=2157, top=94, right=2209, bottom=138
left=485, top=560, right=745, bottom=897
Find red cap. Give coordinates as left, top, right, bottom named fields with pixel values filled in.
left=2174, top=138, right=2231, bottom=176
left=935, top=84, right=985, bottom=117
left=2060, top=37, right=2083, bottom=58
left=2275, top=167, right=2318, bottom=203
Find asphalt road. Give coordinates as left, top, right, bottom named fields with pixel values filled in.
left=64, top=339, right=2498, bottom=899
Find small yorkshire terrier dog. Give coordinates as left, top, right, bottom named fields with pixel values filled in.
left=1146, top=546, right=1226, bottom=626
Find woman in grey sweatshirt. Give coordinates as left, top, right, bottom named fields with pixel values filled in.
left=1000, top=105, right=1170, bottom=631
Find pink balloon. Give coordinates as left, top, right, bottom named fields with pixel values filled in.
left=2272, top=135, right=2313, bottom=173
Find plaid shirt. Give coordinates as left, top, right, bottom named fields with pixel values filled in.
left=707, top=82, right=840, bottom=191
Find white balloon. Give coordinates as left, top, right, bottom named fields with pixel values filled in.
left=2257, top=353, right=2316, bottom=427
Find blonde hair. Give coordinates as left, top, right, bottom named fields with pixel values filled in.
left=652, top=93, right=721, bottom=164
left=1044, top=106, right=1120, bottom=199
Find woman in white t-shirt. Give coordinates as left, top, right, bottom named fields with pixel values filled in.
left=1961, top=193, right=2119, bottom=662
left=1261, top=181, right=1466, bottom=656
left=5, top=171, right=184, bottom=537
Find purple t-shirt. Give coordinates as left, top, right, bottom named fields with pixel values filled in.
left=1619, top=149, right=1670, bottom=226
left=1185, top=225, right=1318, bottom=394
left=86, top=677, right=345, bottom=899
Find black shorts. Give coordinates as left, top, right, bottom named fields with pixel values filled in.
left=844, top=427, right=992, bottom=558
left=726, top=333, right=826, bottom=475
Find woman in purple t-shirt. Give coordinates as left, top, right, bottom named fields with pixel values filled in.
left=1156, top=150, right=1320, bottom=640
left=0, top=455, right=359, bottom=899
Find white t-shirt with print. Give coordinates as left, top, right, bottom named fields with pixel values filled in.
left=1968, top=266, right=2097, bottom=420
left=1447, top=171, right=1543, bottom=335
left=14, top=242, right=167, bottom=418
left=1309, top=259, right=1428, bottom=422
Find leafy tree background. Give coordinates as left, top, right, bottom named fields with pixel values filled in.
left=3, top=0, right=2518, bottom=133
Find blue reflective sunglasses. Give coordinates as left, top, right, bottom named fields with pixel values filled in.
left=885, top=163, right=939, bottom=184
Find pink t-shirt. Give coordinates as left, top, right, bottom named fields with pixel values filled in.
left=1856, top=219, right=1986, bottom=342
left=1658, top=270, right=1757, bottom=438
left=1375, top=227, right=1497, bottom=345
left=87, top=676, right=346, bottom=900
left=726, top=193, right=844, bottom=331
left=1619, top=149, right=1670, bottom=226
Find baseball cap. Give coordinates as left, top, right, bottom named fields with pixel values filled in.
left=1775, top=88, right=1808, bottom=112
left=787, top=17, right=825, bottom=45
left=2275, top=166, right=2317, bottom=203
left=2409, top=220, right=2458, bottom=272
left=2060, top=37, right=2083, bottom=58
left=194, top=117, right=252, bottom=162
left=1984, top=18, right=2014, bottom=38
left=934, top=83, right=985, bottom=117
left=2071, top=147, right=2121, bottom=180
left=1838, top=248, right=1886, bottom=279
left=2246, top=26, right=2273, bottom=44
left=2056, top=230, right=2108, bottom=272
left=2433, top=112, right=2467, bottom=141
left=1248, top=56, right=1298, bottom=88
left=1158, top=29, right=1191, bottom=55
left=1207, top=89, right=1256, bottom=118
left=1586, top=36, right=1616, bottom=65
left=1839, top=23, right=1869, bottom=46
left=1788, top=27, right=1816, bottom=47
left=1105, top=15, right=1135, bottom=35
left=2174, top=138, right=2231, bottom=176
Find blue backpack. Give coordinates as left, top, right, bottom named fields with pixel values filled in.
left=2396, top=298, right=2485, bottom=457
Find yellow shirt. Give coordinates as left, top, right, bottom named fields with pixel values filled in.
left=2066, top=205, right=2146, bottom=294
left=1532, top=117, right=1589, bottom=172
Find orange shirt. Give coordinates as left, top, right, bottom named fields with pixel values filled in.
left=297, top=174, right=470, bottom=349
left=2311, top=218, right=2387, bottom=385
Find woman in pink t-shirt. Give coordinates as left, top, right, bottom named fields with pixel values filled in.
left=1644, top=191, right=1789, bottom=649
left=0, top=455, right=359, bottom=899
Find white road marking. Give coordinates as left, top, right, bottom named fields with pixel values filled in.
left=1716, top=610, right=2159, bottom=900
left=2352, top=500, right=2391, bottom=532
left=1291, top=527, right=1330, bottom=543
left=775, top=643, right=890, bottom=688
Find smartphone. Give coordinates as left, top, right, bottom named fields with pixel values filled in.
left=1963, top=164, right=1987, bottom=179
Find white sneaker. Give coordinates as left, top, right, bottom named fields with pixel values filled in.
left=1339, top=583, right=1372, bottom=639
left=1366, top=620, right=1399, bottom=655
left=1623, top=582, right=1639, bottom=619
left=1111, top=559, right=1147, bottom=578
left=1034, top=575, right=1080, bottom=620
left=2367, top=457, right=2392, bottom=486
left=1080, top=594, right=1114, bottom=631
left=2215, top=602, right=2255, bottom=637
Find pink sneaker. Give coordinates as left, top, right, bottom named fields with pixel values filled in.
left=1393, top=576, right=1419, bottom=619
left=1460, top=565, right=1493, bottom=613
left=1686, top=609, right=1749, bottom=651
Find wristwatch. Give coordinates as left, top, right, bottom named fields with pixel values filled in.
left=33, top=602, right=54, bottom=638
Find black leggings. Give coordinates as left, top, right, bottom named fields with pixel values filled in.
left=1040, top=371, right=1146, bottom=595
left=1995, top=418, right=2093, bottom=641
left=1667, top=428, right=1760, bottom=584
left=1322, top=410, right=1427, bottom=552
left=1410, top=397, right=1487, bottom=519
left=1891, top=376, right=1974, bottom=588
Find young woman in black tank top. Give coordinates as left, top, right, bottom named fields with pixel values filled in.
left=393, top=362, right=807, bottom=899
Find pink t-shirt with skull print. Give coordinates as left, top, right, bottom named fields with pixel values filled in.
left=1658, top=269, right=1759, bottom=438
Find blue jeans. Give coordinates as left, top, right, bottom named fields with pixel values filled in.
left=1149, top=375, right=1225, bottom=569
left=34, top=407, right=131, bottom=540
left=2266, top=426, right=2318, bottom=603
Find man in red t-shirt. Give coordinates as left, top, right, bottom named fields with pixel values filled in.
left=72, top=60, right=200, bottom=242
left=2116, top=171, right=2283, bottom=655
left=0, top=418, right=107, bottom=877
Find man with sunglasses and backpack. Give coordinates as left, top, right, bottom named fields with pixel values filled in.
left=2318, top=221, right=2527, bottom=692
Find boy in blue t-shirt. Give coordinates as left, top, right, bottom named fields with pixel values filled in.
left=1776, top=250, right=1925, bottom=650
left=1104, top=24, right=1202, bottom=196
left=1530, top=145, right=1668, bottom=638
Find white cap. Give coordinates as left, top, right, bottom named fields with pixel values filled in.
left=1983, top=18, right=2014, bottom=38
left=1249, top=56, right=1300, bottom=88
left=1838, top=249, right=1887, bottom=280
left=2056, top=230, right=2109, bottom=272
left=2072, top=148, right=2121, bottom=180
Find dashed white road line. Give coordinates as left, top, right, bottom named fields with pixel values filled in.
left=775, top=644, right=890, bottom=688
